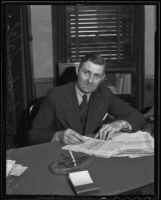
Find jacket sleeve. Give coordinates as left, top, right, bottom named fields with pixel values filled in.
left=107, top=91, right=146, bottom=132
left=28, top=90, right=56, bottom=145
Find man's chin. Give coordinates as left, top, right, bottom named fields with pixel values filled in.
left=82, top=88, right=96, bottom=94
left=78, top=84, right=97, bottom=94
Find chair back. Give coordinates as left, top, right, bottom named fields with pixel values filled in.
left=141, top=106, right=154, bottom=135
left=29, top=97, right=44, bottom=123
left=56, top=62, right=79, bottom=85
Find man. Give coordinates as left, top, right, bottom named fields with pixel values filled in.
left=29, top=53, right=145, bottom=145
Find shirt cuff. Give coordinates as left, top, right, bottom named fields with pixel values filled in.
left=119, top=120, right=132, bottom=131
left=51, top=132, right=59, bottom=142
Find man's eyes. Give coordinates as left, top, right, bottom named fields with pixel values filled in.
left=83, top=71, right=90, bottom=75
left=83, top=70, right=102, bottom=79
left=94, top=74, right=101, bottom=78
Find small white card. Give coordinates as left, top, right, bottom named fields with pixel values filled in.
left=9, top=164, right=28, bottom=176
left=69, top=170, right=93, bottom=186
left=6, top=159, right=28, bottom=177
left=6, top=160, right=16, bottom=177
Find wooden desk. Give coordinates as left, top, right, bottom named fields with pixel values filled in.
left=6, top=142, right=154, bottom=195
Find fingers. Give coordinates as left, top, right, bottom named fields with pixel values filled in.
left=97, top=122, right=122, bottom=141
left=97, top=124, right=110, bottom=140
left=107, top=129, right=115, bottom=139
left=71, top=131, right=85, bottom=142
left=63, top=129, right=85, bottom=144
left=94, top=133, right=99, bottom=139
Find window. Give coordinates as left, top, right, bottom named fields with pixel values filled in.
left=52, top=4, right=144, bottom=109
left=66, top=5, right=134, bottom=63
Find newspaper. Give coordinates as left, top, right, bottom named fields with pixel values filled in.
left=111, top=131, right=154, bottom=158
left=62, top=131, right=154, bottom=158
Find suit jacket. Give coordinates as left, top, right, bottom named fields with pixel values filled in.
left=29, top=82, right=145, bottom=145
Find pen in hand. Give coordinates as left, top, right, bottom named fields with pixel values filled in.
left=94, top=133, right=112, bottom=141
left=94, top=133, right=99, bottom=139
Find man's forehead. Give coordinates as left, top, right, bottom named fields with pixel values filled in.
left=81, top=61, right=105, bottom=73
left=81, top=61, right=104, bottom=68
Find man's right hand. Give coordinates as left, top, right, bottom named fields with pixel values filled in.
left=51, top=128, right=85, bottom=145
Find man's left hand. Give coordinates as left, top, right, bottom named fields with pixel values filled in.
left=96, top=121, right=123, bottom=140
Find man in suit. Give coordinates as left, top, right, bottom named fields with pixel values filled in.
left=29, top=53, right=145, bottom=145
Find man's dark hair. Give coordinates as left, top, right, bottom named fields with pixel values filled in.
left=79, top=53, right=106, bottom=68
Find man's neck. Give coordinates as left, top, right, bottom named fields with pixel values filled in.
left=75, top=84, right=91, bottom=104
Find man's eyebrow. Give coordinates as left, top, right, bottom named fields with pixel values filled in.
left=83, top=69, right=102, bottom=76
left=83, top=69, right=90, bottom=73
left=94, top=72, right=102, bottom=76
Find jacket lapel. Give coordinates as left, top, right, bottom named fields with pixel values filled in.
left=62, top=83, right=82, bottom=133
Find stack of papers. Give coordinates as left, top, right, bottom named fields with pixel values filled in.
left=111, top=131, right=154, bottom=158
left=6, top=160, right=28, bottom=177
left=62, top=131, right=154, bottom=158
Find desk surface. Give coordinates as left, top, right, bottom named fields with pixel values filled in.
left=6, top=142, right=154, bottom=195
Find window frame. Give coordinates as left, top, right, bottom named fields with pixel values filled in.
left=66, top=5, right=135, bottom=64
left=51, top=4, right=144, bottom=109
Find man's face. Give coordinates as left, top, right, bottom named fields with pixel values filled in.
left=76, top=61, right=105, bottom=94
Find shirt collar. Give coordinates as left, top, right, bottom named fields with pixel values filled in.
left=75, top=84, right=91, bottom=103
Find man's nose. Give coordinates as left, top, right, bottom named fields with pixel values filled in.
left=87, top=75, right=93, bottom=83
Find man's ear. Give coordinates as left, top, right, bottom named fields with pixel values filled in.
left=101, top=74, right=106, bottom=81
left=75, top=66, right=79, bottom=76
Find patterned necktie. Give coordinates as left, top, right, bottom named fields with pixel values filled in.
left=79, top=94, right=88, bottom=135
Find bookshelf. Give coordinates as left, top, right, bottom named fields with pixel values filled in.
left=103, top=69, right=136, bottom=107
left=103, top=62, right=138, bottom=108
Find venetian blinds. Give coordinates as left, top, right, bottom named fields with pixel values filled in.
left=66, top=5, right=134, bottom=63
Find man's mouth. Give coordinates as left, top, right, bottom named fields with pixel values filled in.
left=85, top=83, right=93, bottom=87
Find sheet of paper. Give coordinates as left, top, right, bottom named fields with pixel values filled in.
left=6, top=160, right=28, bottom=177
left=62, top=131, right=154, bottom=158
left=112, top=131, right=154, bottom=144
left=112, top=131, right=154, bottom=157
left=9, top=164, right=28, bottom=176
left=6, top=160, right=16, bottom=177
left=62, top=136, right=124, bottom=157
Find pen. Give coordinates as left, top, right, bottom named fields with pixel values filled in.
left=105, top=137, right=112, bottom=141
left=102, top=113, right=108, bottom=121
left=95, top=133, right=112, bottom=141
left=69, top=151, right=77, bottom=167
left=94, top=133, right=99, bottom=139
